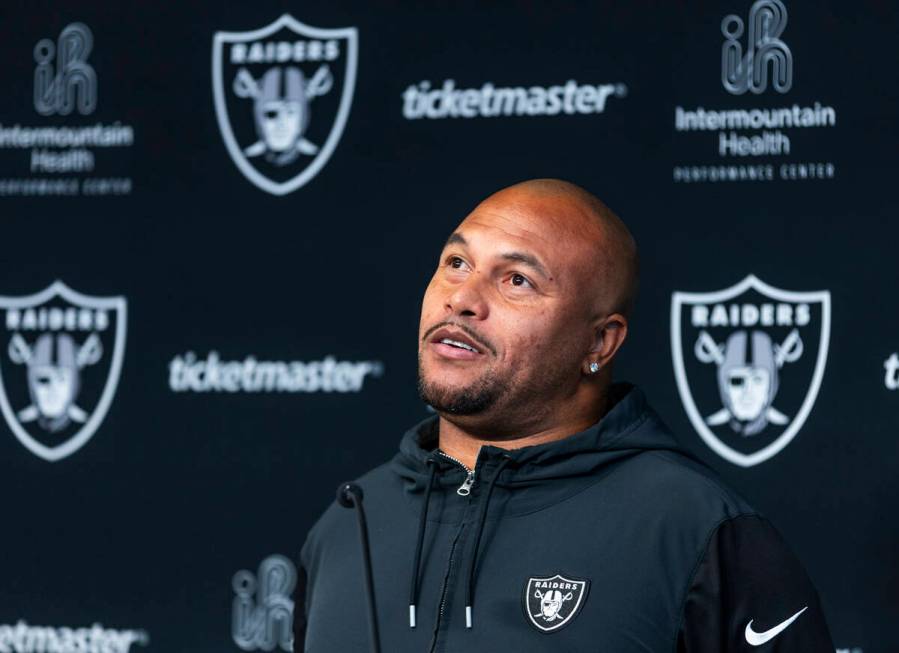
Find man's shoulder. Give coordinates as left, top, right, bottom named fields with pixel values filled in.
left=649, top=448, right=753, bottom=506
left=600, top=445, right=760, bottom=531
left=599, top=388, right=760, bottom=525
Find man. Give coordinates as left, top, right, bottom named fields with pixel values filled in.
left=295, top=179, right=834, bottom=651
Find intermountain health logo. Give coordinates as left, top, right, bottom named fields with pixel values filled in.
left=721, top=0, right=792, bottom=95
left=0, top=22, right=136, bottom=196
left=671, top=275, right=830, bottom=467
left=213, top=15, right=358, bottom=195
left=0, top=281, right=126, bottom=461
left=232, top=554, right=295, bottom=651
left=672, top=0, right=838, bottom=184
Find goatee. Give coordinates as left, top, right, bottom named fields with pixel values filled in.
left=416, top=355, right=509, bottom=415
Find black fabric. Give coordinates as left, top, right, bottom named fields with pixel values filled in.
left=462, top=454, right=511, bottom=624
left=297, top=384, right=835, bottom=652
left=677, top=515, right=834, bottom=652
left=409, top=457, right=439, bottom=624
left=293, top=563, right=308, bottom=651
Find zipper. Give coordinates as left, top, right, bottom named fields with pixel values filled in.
left=456, top=471, right=475, bottom=496
left=436, top=450, right=476, bottom=496
left=427, top=451, right=481, bottom=651
left=428, top=521, right=466, bottom=653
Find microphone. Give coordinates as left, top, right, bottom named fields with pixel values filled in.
left=336, top=481, right=363, bottom=508
left=337, top=482, right=382, bottom=653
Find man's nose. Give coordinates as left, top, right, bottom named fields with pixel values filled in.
left=445, top=273, right=489, bottom=319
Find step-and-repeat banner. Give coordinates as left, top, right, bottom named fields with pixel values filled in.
left=1, top=1, right=896, bottom=651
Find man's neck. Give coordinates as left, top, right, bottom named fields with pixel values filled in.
left=436, top=394, right=609, bottom=470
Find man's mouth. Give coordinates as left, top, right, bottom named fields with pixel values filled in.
left=427, top=326, right=489, bottom=359
left=438, top=337, right=480, bottom=353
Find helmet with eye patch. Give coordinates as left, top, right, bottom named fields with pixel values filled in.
left=27, top=333, right=81, bottom=430
left=716, top=330, right=779, bottom=435
left=253, top=66, right=310, bottom=153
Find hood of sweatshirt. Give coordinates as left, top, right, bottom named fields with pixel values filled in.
left=391, top=382, right=688, bottom=505
left=300, top=383, right=834, bottom=653
left=387, top=382, right=697, bottom=629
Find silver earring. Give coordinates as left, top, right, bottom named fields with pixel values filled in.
left=589, top=362, right=600, bottom=374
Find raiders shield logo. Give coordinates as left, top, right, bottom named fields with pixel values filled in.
left=0, top=281, right=126, bottom=461
left=212, top=14, right=358, bottom=195
left=671, top=275, right=830, bottom=467
left=522, top=574, right=589, bottom=633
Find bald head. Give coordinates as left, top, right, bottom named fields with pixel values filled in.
left=474, top=178, right=639, bottom=318
left=418, top=177, right=637, bottom=439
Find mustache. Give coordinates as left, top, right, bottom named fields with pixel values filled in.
left=421, top=321, right=497, bottom=356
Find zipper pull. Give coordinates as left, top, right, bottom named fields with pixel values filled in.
left=457, top=470, right=475, bottom=496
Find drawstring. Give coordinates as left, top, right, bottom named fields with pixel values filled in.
left=407, top=453, right=512, bottom=630
left=463, top=455, right=511, bottom=628
left=408, top=457, right=439, bottom=628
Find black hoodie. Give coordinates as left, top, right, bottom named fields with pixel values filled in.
left=295, top=384, right=834, bottom=652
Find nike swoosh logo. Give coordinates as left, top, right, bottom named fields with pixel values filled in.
left=744, top=606, right=808, bottom=646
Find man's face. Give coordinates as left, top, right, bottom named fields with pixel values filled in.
left=417, top=195, right=603, bottom=426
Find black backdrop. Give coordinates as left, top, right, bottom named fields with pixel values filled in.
left=0, top=1, right=896, bottom=652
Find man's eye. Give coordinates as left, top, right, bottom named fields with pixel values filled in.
left=510, top=273, right=533, bottom=288
left=448, top=256, right=467, bottom=269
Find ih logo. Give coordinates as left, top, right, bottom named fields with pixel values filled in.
left=232, top=554, right=296, bottom=651
left=671, top=275, right=830, bottom=467
left=0, top=282, right=126, bottom=461
left=212, top=15, right=358, bottom=196
left=721, top=0, right=792, bottom=95
left=33, top=22, right=97, bottom=116
left=523, top=574, right=589, bottom=633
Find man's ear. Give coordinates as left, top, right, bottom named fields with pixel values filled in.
left=585, top=314, right=628, bottom=370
